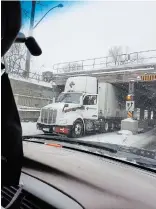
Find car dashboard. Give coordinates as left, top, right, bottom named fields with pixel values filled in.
left=1, top=172, right=83, bottom=209
left=1, top=142, right=156, bottom=209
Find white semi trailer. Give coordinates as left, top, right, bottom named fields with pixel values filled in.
left=37, top=76, right=127, bottom=138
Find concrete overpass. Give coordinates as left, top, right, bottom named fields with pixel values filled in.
left=52, top=62, right=156, bottom=85
left=52, top=49, right=156, bottom=84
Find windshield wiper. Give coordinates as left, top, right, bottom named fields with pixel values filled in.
left=126, top=156, right=156, bottom=169
left=23, top=134, right=156, bottom=172
left=23, top=134, right=117, bottom=154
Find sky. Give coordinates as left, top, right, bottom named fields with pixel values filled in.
left=21, top=1, right=156, bottom=73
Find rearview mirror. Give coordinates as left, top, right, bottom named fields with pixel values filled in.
left=15, top=33, right=42, bottom=56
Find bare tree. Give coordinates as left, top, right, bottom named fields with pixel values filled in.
left=108, top=46, right=145, bottom=66
left=4, top=43, right=27, bottom=76
left=61, top=62, right=83, bottom=73
left=42, top=71, right=53, bottom=82
left=3, top=1, right=47, bottom=78
left=108, top=46, right=124, bottom=66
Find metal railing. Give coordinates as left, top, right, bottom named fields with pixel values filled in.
left=53, top=49, right=156, bottom=74
left=7, top=68, right=43, bottom=82
left=14, top=94, right=53, bottom=108
left=6, top=49, right=156, bottom=81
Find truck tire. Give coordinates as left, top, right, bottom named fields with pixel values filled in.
left=99, top=120, right=109, bottom=133
left=71, top=119, right=84, bottom=138
left=104, top=122, right=109, bottom=133
left=110, top=122, right=115, bottom=132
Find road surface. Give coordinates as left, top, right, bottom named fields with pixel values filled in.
left=21, top=122, right=156, bottom=149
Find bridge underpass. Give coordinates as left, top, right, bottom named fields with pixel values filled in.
left=113, top=81, right=156, bottom=109
left=52, top=52, right=156, bottom=125
left=56, top=78, right=156, bottom=125
left=112, top=80, right=156, bottom=134
left=54, top=67, right=156, bottom=132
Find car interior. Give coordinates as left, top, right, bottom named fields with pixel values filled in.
left=1, top=1, right=156, bottom=209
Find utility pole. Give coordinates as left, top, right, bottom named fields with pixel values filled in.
left=24, top=0, right=36, bottom=78
left=24, top=2, right=63, bottom=78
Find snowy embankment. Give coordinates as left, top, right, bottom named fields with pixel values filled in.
left=21, top=122, right=156, bottom=148
left=9, top=74, right=54, bottom=88
left=22, top=122, right=43, bottom=136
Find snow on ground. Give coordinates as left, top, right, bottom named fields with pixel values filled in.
left=9, top=74, right=54, bottom=88
left=22, top=122, right=43, bottom=136
left=76, top=128, right=156, bottom=148
left=21, top=122, right=156, bottom=149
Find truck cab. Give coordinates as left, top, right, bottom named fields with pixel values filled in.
left=37, top=76, right=126, bottom=137
left=37, top=76, right=99, bottom=137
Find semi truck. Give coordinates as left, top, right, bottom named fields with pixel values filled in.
left=37, top=76, right=127, bottom=138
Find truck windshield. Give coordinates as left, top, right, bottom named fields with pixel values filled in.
left=56, top=93, right=82, bottom=104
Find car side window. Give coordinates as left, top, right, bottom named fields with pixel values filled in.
left=83, top=95, right=97, bottom=105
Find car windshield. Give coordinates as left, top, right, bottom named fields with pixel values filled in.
left=56, top=93, right=82, bottom=104
left=3, top=0, right=156, bottom=170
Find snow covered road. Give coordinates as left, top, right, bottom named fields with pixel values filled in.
left=76, top=128, right=156, bottom=149
left=22, top=122, right=43, bottom=136
left=21, top=122, right=156, bottom=149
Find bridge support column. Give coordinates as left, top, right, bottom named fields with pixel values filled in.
left=153, top=111, right=156, bottom=126
left=148, top=110, right=151, bottom=120
left=121, top=119, right=138, bottom=134
left=120, top=80, right=139, bottom=134
left=153, top=111, right=156, bottom=119
left=147, top=110, right=152, bottom=128
left=140, top=108, right=144, bottom=120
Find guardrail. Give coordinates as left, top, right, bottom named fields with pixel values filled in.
left=14, top=94, right=53, bottom=108
left=8, top=68, right=43, bottom=82
left=18, top=109, right=40, bottom=122
left=53, top=50, right=156, bottom=74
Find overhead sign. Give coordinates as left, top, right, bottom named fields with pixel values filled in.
left=141, top=74, right=156, bottom=81
left=126, top=101, right=135, bottom=112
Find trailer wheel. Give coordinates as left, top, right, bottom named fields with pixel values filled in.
left=99, top=120, right=105, bottom=133
left=104, top=122, right=109, bottom=132
left=71, top=119, right=84, bottom=138
left=110, top=122, right=115, bottom=132
left=99, top=120, right=109, bottom=133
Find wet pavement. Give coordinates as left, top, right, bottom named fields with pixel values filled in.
left=143, top=139, right=156, bottom=151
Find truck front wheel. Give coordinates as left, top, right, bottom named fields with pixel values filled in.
left=71, top=119, right=84, bottom=138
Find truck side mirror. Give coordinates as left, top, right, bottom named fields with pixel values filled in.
left=62, top=103, right=69, bottom=112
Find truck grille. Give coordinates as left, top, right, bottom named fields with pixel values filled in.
left=41, top=108, right=57, bottom=124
